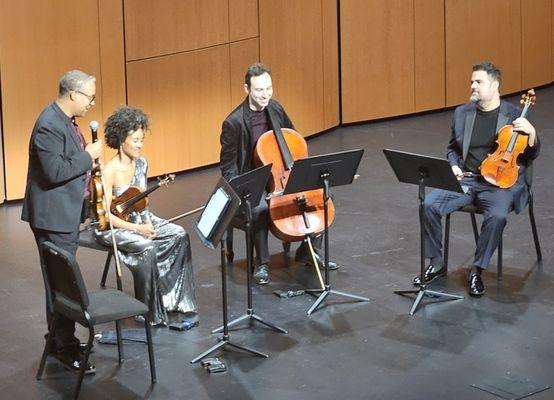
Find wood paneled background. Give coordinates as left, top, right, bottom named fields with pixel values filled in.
left=0, top=0, right=552, bottom=200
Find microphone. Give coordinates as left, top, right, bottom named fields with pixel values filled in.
left=89, top=120, right=99, bottom=141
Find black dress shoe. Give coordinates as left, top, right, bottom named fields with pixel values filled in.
left=413, top=264, right=446, bottom=285
left=53, top=352, right=96, bottom=375
left=253, top=264, right=269, bottom=285
left=468, top=272, right=485, bottom=296
left=79, top=343, right=93, bottom=354
left=295, top=252, right=339, bottom=270
left=49, top=342, right=93, bottom=355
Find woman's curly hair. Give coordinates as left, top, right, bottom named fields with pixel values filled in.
left=104, top=106, right=149, bottom=149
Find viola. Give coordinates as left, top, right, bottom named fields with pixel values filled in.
left=109, top=174, right=175, bottom=223
left=254, top=127, right=335, bottom=242
left=480, top=89, right=536, bottom=189
left=88, top=122, right=108, bottom=230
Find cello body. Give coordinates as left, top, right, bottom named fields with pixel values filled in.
left=254, top=128, right=335, bottom=242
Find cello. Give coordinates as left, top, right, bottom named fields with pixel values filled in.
left=254, top=127, right=335, bottom=242
left=480, top=89, right=536, bottom=188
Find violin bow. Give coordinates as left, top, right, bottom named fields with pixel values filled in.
left=156, top=206, right=205, bottom=228
left=98, top=168, right=124, bottom=290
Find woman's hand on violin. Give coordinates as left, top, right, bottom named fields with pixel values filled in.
left=451, top=165, right=464, bottom=180
left=137, top=222, right=157, bottom=239
left=513, top=117, right=537, bottom=146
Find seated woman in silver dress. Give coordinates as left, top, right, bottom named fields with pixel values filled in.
left=94, top=106, right=197, bottom=326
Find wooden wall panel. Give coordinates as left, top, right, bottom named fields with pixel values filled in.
left=445, top=0, right=521, bottom=106
left=414, top=0, right=445, bottom=112
left=230, top=39, right=260, bottom=107
left=126, top=46, right=231, bottom=177
left=0, top=97, right=4, bottom=202
left=521, top=0, right=552, bottom=88
left=322, top=0, right=340, bottom=127
left=98, top=0, right=127, bottom=119
left=123, top=0, right=229, bottom=61
left=340, top=0, right=415, bottom=123
left=260, top=0, right=326, bottom=136
left=0, top=0, right=105, bottom=200
left=229, top=0, right=259, bottom=42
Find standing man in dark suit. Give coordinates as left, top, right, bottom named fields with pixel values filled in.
left=413, top=61, right=540, bottom=296
left=220, top=63, right=337, bottom=285
left=22, top=69, right=103, bottom=373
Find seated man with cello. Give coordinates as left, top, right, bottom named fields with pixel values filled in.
left=413, top=61, right=540, bottom=296
left=220, top=63, right=337, bottom=285
left=93, top=106, right=197, bottom=325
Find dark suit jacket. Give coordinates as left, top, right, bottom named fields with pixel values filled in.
left=21, top=102, right=93, bottom=233
left=220, top=98, right=294, bottom=181
left=446, top=100, right=540, bottom=213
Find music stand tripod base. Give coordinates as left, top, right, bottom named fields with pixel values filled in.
left=306, top=287, right=369, bottom=315
left=383, top=149, right=465, bottom=316
left=394, top=285, right=464, bottom=316
left=283, top=149, right=368, bottom=316
left=191, top=238, right=269, bottom=363
left=211, top=166, right=287, bottom=335
left=191, top=178, right=268, bottom=363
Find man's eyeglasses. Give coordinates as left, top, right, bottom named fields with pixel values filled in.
left=74, top=90, right=95, bottom=104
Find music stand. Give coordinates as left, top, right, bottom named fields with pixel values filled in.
left=212, top=165, right=287, bottom=335
left=190, top=178, right=268, bottom=363
left=284, top=149, right=369, bottom=315
left=383, top=149, right=464, bottom=315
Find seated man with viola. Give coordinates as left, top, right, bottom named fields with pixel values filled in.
left=414, top=61, right=540, bottom=296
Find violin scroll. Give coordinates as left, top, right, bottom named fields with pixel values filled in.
left=520, top=89, right=536, bottom=108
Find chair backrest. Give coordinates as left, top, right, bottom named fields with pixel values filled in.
left=40, top=242, right=90, bottom=310
left=524, top=161, right=534, bottom=188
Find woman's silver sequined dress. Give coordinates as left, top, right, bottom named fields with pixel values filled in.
left=95, top=157, right=197, bottom=325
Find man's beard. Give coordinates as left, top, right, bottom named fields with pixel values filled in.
left=470, top=92, right=480, bottom=103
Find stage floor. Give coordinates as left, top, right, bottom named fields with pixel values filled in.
left=1, top=86, right=553, bottom=400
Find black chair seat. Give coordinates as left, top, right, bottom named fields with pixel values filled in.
left=55, top=289, right=149, bottom=326
left=78, top=227, right=108, bottom=251
left=79, top=227, right=114, bottom=287
left=459, top=203, right=514, bottom=214
left=444, top=186, right=541, bottom=280
left=37, top=242, right=156, bottom=399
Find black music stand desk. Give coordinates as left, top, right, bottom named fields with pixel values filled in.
left=383, top=149, right=464, bottom=316
left=212, top=164, right=287, bottom=335
left=284, top=149, right=369, bottom=315
left=191, top=178, right=268, bottom=363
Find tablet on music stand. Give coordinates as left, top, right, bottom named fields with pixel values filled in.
left=194, top=177, right=240, bottom=250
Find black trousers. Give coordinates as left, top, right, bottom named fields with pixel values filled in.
left=424, top=177, right=514, bottom=269
left=32, top=226, right=81, bottom=356
left=231, top=191, right=324, bottom=266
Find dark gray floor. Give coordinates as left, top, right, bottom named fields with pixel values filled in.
left=1, top=86, right=553, bottom=400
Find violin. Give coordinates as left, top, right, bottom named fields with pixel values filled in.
left=88, top=122, right=108, bottom=230
left=480, top=89, right=536, bottom=188
left=254, top=127, right=335, bottom=242
left=109, top=174, right=175, bottom=223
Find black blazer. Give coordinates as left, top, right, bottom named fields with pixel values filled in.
left=21, top=102, right=93, bottom=233
left=446, top=100, right=540, bottom=213
left=219, top=98, right=294, bottom=181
